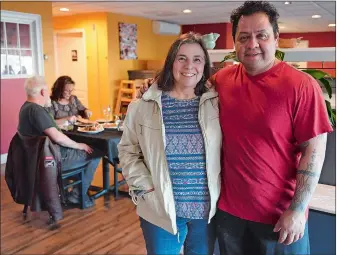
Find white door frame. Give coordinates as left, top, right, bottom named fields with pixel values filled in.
left=53, top=28, right=88, bottom=98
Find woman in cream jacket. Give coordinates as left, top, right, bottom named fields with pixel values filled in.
left=118, top=32, right=221, bottom=255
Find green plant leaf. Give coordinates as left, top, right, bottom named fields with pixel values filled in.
left=301, top=69, right=332, bottom=80
left=319, top=78, right=333, bottom=99
left=221, top=51, right=238, bottom=63
left=275, top=50, right=285, bottom=61
left=325, top=100, right=336, bottom=127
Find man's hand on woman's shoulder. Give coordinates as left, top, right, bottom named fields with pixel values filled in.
left=136, top=78, right=154, bottom=99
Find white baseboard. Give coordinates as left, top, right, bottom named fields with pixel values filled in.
left=1, top=153, right=8, bottom=164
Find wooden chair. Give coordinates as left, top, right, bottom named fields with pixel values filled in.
left=115, top=79, right=142, bottom=115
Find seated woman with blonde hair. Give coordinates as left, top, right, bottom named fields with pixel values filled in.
left=48, top=76, right=92, bottom=126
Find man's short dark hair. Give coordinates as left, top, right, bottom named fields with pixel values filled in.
left=230, top=1, right=280, bottom=41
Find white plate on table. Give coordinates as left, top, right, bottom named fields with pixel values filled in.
left=103, top=123, right=119, bottom=130
left=74, top=122, right=95, bottom=127
left=77, top=127, right=104, bottom=134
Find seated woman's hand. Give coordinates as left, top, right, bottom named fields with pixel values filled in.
left=67, top=115, right=77, bottom=124
left=136, top=78, right=154, bottom=99
left=85, top=109, right=92, bottom=119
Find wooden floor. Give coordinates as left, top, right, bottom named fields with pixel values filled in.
left=1, top=163, right=147, bottom=255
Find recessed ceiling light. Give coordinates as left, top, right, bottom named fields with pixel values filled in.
left=183, top=9, right=192, bottom=14
left=328, top=23, right=336, bottom=27
left=60, top=8, right=69, bottom=12
left=284, top=1, right=291, bottom=4
left=312, top=15, right=321, bottom=19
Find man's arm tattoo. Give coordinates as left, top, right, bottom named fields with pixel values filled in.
left=290, top=133, right=327, bottom=212
left=289, top=150, right=320, bottom=211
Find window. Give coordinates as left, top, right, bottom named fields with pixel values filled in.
left=1, top=11, right=44, bottom=79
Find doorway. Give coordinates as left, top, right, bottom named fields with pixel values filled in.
left=54, top=29, right=88, bottom=107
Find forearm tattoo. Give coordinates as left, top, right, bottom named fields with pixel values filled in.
left=290, top=134, right=327, bottom=212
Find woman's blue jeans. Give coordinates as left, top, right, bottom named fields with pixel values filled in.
left=140, top=217, right=216, bottom=255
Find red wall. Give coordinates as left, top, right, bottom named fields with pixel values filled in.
left=182, top=23, right=234, bottom=49
left=182, top=23, right=335, bottom=76
left=182, top=24, right=335, bottom=49
left=280, top=32, right=336, bottom=77
left=1, top=79, right=26, bottom=154
left=279, top=32, right=335, bottom=47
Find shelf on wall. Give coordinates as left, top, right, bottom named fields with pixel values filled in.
left=208, top=47, right=336, bottom=62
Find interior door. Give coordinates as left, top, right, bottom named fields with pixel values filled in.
left=55, top=32, right=88, bottom=107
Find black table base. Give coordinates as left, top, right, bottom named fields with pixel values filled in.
left=64, top=130, right=129, bottom=200
left=87, top=157, right=129, bottom=200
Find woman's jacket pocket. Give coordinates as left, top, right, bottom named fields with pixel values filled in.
left=135, top=189, right=167, bottom=217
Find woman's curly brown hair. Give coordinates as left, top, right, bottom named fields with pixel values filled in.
left=50, top=76, right=75, bottom=101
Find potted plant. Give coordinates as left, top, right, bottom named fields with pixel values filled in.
left=221, top=50, right=336, bottom=127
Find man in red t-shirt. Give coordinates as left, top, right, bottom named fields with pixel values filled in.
left=139, top=2, right=332, bottom=253
left=213, top=1, right=333, bottom=255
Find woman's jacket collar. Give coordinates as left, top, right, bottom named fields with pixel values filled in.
left=142, top=82, right=218, bottom=105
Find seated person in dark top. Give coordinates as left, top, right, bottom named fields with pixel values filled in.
left=48, top=76, right=92, bottom=127
left=18, top=76, right=101, bottom=208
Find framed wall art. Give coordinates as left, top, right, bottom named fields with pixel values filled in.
left=119, top=22, right=137, bottom=60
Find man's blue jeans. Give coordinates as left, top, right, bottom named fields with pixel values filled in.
left=60, top=146, right=102, bottom=193
left=140, top=216, right=216, bottom=255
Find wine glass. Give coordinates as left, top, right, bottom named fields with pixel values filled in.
left=107, top=105, right=112, bottom=122
left=102, top=108, right=107, bottom=122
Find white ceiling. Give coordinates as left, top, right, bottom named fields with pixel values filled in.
left=52, top=1, right=336, bottom=33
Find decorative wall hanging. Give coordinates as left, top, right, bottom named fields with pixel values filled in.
left=119, top=22, right=137, bottom=60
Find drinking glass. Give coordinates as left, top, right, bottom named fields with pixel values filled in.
left=102, top=108, right=107, bottom=122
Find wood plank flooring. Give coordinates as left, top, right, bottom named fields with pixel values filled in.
left=1, top=163, right=147, bottom=255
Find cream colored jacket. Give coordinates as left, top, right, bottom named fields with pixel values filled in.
left=118, top=84, right=222, bottom=235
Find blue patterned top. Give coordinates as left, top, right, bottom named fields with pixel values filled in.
left=161, top=92, right=210, bottom=219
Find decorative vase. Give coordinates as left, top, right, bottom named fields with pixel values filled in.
left=202, top=33, right=220, bottom=49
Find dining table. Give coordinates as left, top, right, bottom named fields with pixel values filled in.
left=64, top=128, right=127, bottom=199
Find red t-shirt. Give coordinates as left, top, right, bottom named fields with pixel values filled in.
left=214, top=62, right=333, bottom=224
